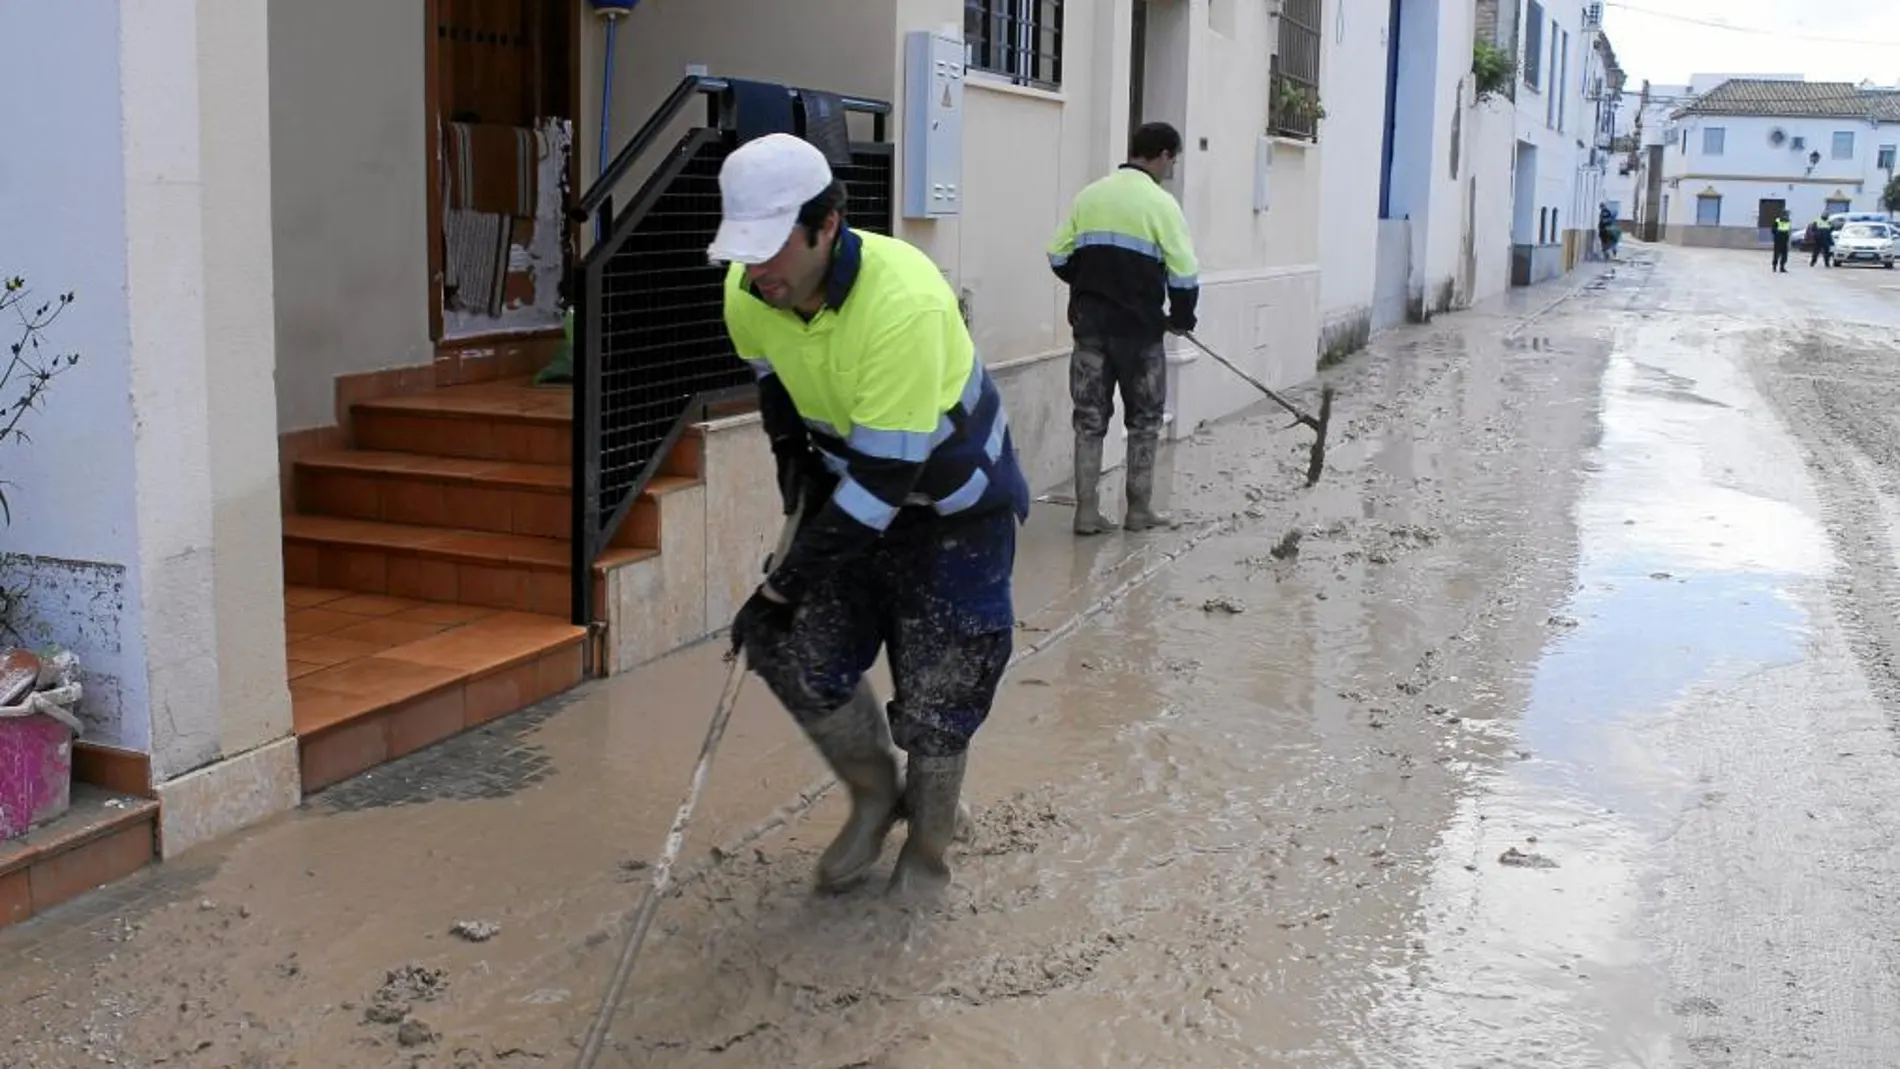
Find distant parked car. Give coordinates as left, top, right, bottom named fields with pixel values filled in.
left=1831, top=222, right=1898, bottom=268
left=1828, top=211, right=1893, bottom=230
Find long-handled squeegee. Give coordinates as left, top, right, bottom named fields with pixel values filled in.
left=573, top=500, right=803, bottom=1069
left=1180, top=331, right=1335, bottom=486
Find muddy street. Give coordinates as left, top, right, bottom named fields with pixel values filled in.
left=10, top=242, right=1900, bottom=1067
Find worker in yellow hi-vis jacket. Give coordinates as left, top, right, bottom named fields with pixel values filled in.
left=1048, top=121, right=1201, bottom=536
left=712, top=133, right=1031, bottom=898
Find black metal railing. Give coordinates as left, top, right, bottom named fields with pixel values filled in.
left=569, top=76, right=893, bottom=625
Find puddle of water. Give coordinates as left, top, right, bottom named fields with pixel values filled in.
left=1357, top=307, right=1831, bottom=1065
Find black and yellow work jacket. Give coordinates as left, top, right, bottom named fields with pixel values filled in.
left=723, top=226, right=1030, bottom=602
left=1047, top=164, right=1201, bottom=344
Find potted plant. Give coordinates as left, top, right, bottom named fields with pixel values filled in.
left=0, top=276, right=85, bottom=841
left=1472, top=40, right=1516, bottom=104
left=1269, top=72, right=1327, bottom=140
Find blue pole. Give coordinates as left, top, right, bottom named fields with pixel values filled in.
left=596, top=14, right=620, bottom=245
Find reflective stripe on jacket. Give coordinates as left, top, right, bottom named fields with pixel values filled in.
left=723, top=226, right=1030, bottom=601
left=1048, top=165, right=1200, bottom=343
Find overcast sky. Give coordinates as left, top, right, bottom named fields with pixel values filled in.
left=1604, top=0, right=1900, bottom=89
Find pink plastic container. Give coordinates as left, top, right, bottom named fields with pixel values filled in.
left=0, top=710, right=74, bottom=841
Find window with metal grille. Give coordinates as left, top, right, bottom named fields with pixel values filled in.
left=1879, top=145, right=1896, bottom=171
left=965, top=0, right=1064, bottom=90
left=1523, top=2, right=1544, bottom=89
left=1269, top=0, right=1323, bottom=141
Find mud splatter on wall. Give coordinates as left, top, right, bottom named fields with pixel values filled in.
left=0, top=554, right=132, bottom=747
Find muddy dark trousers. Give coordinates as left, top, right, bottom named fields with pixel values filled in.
left=1772, top=235, right=1790, bottom=271
left=742, top=507, right=1017, bottom=893
left=1070, top=333, right=1172, bottom=534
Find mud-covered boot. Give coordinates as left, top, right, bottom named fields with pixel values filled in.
left=1072, top=434, right=1117, bottom=536
left=803, top=683, right=903, bottom=891
left=889, top=753, right=968, bottom=897
left=1122, top=436, right=1176, bottom=531
left=887, top=702, right=973, bottom=841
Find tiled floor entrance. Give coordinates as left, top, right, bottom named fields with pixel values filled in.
left=284, top=587, right=584, bottom=791
left=278, top=369, right=710, bottom=793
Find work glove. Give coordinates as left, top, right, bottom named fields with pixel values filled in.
left=728, top=585, right=795, bottom=664
left=772, top=442, right=826, bottom=516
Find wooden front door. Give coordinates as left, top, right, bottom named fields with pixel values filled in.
left=1756, top=198, right=1786, bottom=244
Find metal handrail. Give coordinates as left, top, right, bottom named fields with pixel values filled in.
left=574, top=75, right=890, bottom=220
left=567, top=76, right=894, bottom=630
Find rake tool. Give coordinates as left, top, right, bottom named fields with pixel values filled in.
left=1180, top=331, right=1335, bottom=486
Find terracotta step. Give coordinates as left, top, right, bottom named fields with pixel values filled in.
left=293, top=450, right=698, bottom=546
left=352, top=381, right=569, bottom=464
left=297, top=451, right=569, bottom=537
left=349, top=381, right=709, bottom=479
left=282, top=515, right=654, bottom=616
left=1, top=787, right=158, bottom=930
left=283, top=587, right=587, bottom=793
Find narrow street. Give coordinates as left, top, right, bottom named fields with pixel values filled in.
left=10, top=242, right=1900, bottom=1068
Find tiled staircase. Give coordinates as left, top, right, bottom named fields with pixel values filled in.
left=281, top=378, right=695, bottom=792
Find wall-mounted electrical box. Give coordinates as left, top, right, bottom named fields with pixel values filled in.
left=903, top=29, right=964, bottom=219
left=1254, top=136, right=1274, bottom=213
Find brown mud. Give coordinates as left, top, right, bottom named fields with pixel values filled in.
left=9, top=246, right=1900, bottom=1067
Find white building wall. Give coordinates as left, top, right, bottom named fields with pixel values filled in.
left=1375, top=0, right=1503, bottom=319
left=1416, top=0, right=1479, bottom=310
left=1317, top=0, right=1394, bottom=356
left=268, top=0, right=433, bottom=434
left=1514, top=2, right=1585, bottom=244
left=1467, top=97, right=1519, bottom=296
left=1570, top=30, right=1612, bottom=253
left=0, top=0, right=297, bottom=851
left=1603, top=155, right=1639, bottom=225
left=0, top=0, right=150, bottom=751
left=1604, top=83, right=1687, bottom=232
left=1660, top=111, right=1900, bottom=244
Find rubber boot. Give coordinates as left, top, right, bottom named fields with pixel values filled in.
left=802, top=682, right=903, bottom=891
left=889, top=753, right=968, bottom=897
left=887, top=702, right=973, bottom=842
left=1123, top=436, right=1176, bottom=531
left=1072, top=434, right=1117, bottom=536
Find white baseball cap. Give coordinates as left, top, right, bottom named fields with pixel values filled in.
left=707, top=133, right=836, bottom=265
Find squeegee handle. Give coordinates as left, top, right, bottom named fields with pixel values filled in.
left=1180, top=331, right=1318, bottom=429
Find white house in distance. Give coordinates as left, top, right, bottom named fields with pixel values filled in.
left=1659, top=78, right=1900, bottom=246
left=1604, top=78, right=1691, bottom=236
